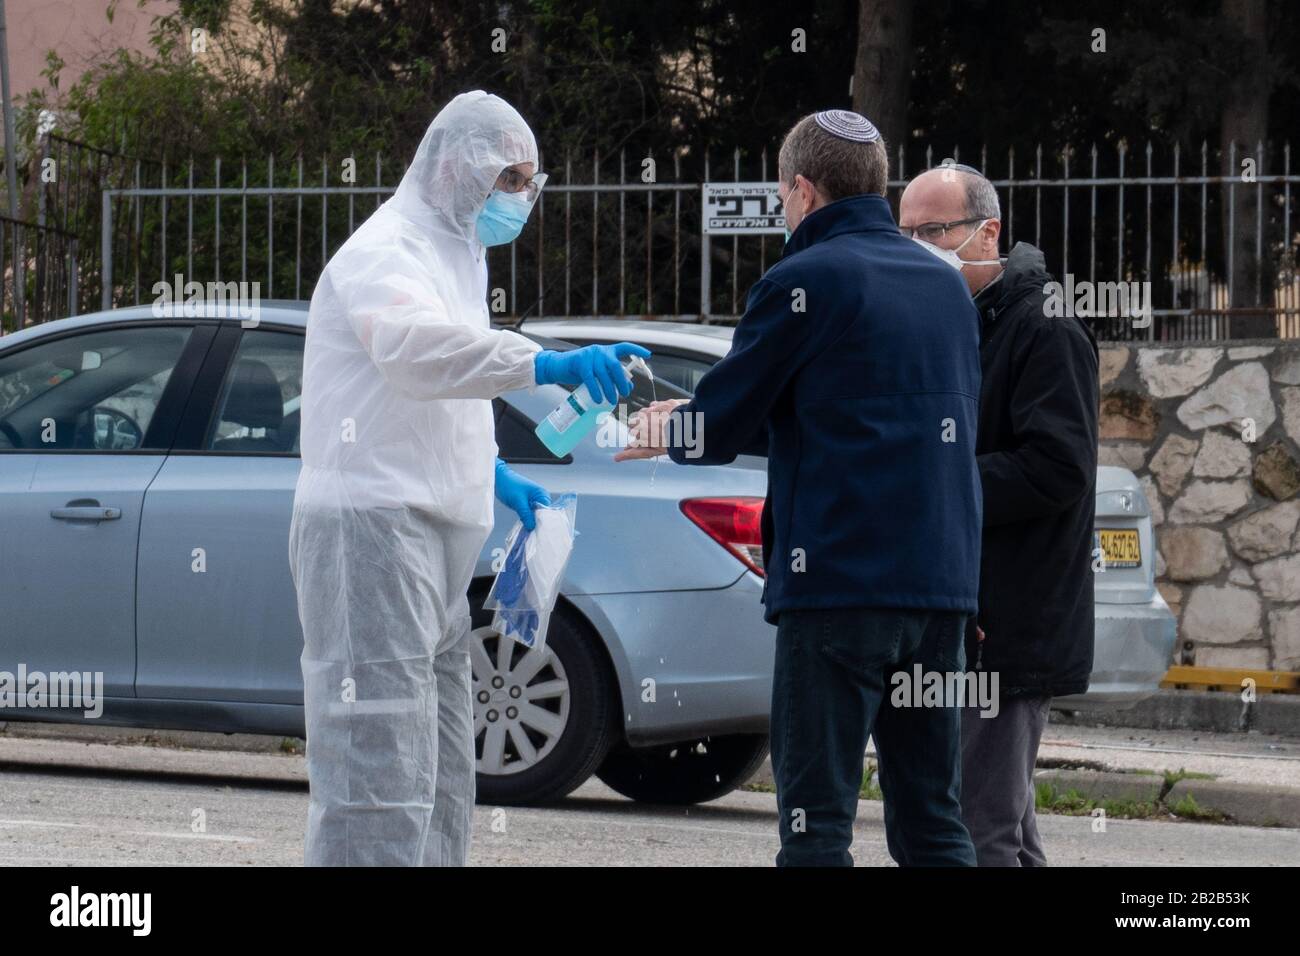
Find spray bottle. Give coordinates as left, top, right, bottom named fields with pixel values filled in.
left=535, top=354, right=652, bottom=457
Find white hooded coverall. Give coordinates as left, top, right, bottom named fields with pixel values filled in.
left=288, top=91, right=542, bottom=866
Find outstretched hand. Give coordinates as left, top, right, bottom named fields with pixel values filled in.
left=613, top=399, right=689, bottom=462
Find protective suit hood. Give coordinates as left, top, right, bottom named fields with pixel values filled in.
left=392, top=90, right=539, bottom=243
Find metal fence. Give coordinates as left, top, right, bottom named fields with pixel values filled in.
left=1, top=215, right=79, bottom=332
left=95, top=149, right=704, bottom=323
left=12, top=136, right=1300, bottom=341
left=888, top=141, right=1300, bottom=341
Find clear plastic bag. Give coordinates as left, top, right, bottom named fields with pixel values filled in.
left=485, top=493, right=578, bottom=650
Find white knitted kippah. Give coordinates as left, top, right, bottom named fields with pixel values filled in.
left=813, top=109, right=881, bottom=143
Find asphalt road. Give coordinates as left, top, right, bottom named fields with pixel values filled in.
left=1, top=734, right=1298, bottom=866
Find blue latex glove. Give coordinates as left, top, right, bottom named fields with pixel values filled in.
left=534, top=342, right=652, bottom=405
left=494, top=459, right=551, bottom=531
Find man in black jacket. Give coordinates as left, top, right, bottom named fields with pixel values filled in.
left=900, top=165, right=1099, bottom=866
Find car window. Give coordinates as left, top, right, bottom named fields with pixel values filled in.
left=494, top=401, right=557, bottom=462
left=207, top=330, right=303, bottom=454
left=639, top=353, right=714, bottom=394
left=0, top=325, right=192, bottom=451
left=624, top=362, right=691, bottom=410
left=553, top=337, right=714, bottom=396
left=493, top=364, right=691, bottom=465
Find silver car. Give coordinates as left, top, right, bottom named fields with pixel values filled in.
left=531, top=318, right=1178, bottom=705
left=0, top=305, right=774, bottom=805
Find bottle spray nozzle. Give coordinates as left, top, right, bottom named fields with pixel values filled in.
left=624, top=354, right=652, bottom=379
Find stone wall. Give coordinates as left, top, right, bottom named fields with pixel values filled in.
left=1099, top=341, right=1300, bottom=673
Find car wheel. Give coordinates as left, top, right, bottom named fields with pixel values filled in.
left=596, top=734, right=770, bottom=805
left=469, top=602, right=619, bottom=806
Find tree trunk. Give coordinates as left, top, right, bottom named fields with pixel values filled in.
left=1220, top=0, right=1273, bottom=337
left=852, top=0, right=914, bottom=155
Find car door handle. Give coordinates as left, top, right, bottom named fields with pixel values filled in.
left=51, top=504, right=122, bottom=521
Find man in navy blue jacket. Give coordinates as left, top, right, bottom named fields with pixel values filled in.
left=617, top=110, right=982, bottom=866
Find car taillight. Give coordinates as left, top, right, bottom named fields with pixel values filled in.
left=680, top=497, right=765, bottom=577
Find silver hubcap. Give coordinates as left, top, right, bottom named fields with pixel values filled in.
left=470, top=627, right=570, bottom=775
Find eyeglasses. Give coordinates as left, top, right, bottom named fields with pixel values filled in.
left=495, top=168, right=547, bottom=202
left=899, top=217, right=984, bottom=242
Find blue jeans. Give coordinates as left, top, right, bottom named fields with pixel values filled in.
left=770, top=606, right=977, bottom=867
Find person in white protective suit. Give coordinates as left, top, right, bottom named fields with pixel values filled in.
left=288, top=90, right=650, bottom=867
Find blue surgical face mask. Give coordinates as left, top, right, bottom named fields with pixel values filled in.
left=476, top=189, right=532, bottom=246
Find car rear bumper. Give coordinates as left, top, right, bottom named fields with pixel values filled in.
left=570, top=571, right=776, bottom=747
left=1057, top=595, right=1178, bottom=708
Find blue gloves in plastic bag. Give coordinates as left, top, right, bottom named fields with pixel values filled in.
left=486, top=494, right=578, bottom=649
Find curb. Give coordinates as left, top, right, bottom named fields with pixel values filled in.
left=0, top=721, right=302, bottom=754
left=1050, top=689, right=1300, bottom=736
left=9, top=719, right=1300, bottom=828
left=747, top=759, right=1300, bottom=828
left=1164, top=778, right=1300, bottom=828
left=1034, top=768, right=1165, bottom=805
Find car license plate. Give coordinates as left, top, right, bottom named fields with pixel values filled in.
left=1098, top=528, right=1141, bottom=568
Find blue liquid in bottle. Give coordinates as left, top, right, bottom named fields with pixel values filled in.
left=535, top=356, right=649, bottom=457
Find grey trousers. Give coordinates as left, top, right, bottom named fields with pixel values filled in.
left=291, top=504, right=480, bottom=866
left=960, top=695, right=1051, bottom=867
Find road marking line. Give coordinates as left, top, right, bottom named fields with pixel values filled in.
left=0, top=818, right=260, bottom=843
left=487, top=808, right=783, bottom=840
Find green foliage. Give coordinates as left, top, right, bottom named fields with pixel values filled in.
left=19, top=0, right=1300, bottom=173
left=860, top=761, right=883, bottom=800
left=22, top=0, right=868, bottom=176
left=1167, top=792, right=1227, bottom=822
left=11, top=0, right=1300, bottom=320
left=1034, top=782, right=1162, bottom=820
